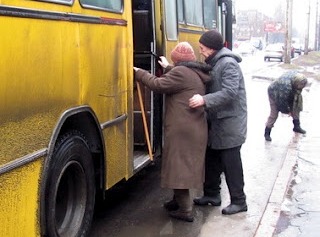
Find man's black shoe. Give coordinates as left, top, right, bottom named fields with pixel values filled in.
left=222, top=203, right=247, bottom=215
left=193, top=195, right=221, bottom=206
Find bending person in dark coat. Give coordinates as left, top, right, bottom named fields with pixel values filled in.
left=134, top=42, right=211, bottom=222
left=264, top=71, right=308, bottom=141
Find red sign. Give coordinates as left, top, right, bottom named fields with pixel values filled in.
left=264, top=23, right=275, bottom=32
left=264, top=22, right=284, bottom=33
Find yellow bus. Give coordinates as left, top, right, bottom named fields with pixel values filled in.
left=0, top=0, right=232, bottom=236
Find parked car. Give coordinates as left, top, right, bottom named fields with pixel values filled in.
left=250, top=37, right=263, bottom=50
left=264, top=43, right=294, bottom=62
left=235, top=42, right=256, bottom=56
left=292, top=42, right=303, bottom=55
left=292, top=38, right=303, bottom=55
left=264, top=43, right=284, bottom=61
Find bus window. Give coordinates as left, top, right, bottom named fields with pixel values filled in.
left=184, top=0, right=203, bottom=26
left=220, top=0, right=233, bottom=50
left=80, top=0, right=123, bottom=12
left=204, top=0, right=218, bottom=29
left=177, top=0, right=184, bottom=23
left=39, top=0, right=73, bottom=4
left=164, top=0, right=178, bottom=41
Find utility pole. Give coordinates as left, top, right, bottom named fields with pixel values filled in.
left=315, top=0, right=319, bottom=51
left=304, top=0, right=311, bottom=55
left=319, top=2, right=320, bottom=50
left=318, top=1, right=320, bottom=51
left=284, top=0, right=293, bottom=63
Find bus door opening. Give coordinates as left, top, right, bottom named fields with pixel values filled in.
left=132, top=0, right=160, bottom=170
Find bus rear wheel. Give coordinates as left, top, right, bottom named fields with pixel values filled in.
left=45, top=131, right=95, bottom=237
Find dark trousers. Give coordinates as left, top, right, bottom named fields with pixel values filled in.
left=203, top=146, right=246, bottom=205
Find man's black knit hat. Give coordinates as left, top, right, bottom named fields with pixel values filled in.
left=199, top=29, right=224, bottom=50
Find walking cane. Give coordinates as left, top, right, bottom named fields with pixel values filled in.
left=136, top=82, right=153, bottom=161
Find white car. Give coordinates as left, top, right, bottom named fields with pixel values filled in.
left=264, top=44, right=284, bottom=62
left=236, top=42, right=256, bottom=56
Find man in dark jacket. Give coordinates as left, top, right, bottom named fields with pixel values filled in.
left=189, top=30, right=248, bottom=215
left=264, top=71, right=307, bottom=141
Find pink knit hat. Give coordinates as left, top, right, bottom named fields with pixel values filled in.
left=170, top=42, right=196, bottom=63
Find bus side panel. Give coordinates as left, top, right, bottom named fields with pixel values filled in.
left=0, top=7, right=80, bottom=237
left=0, top=160, right=43, bottom=237
left=79, top=16, right=133, bottom=188
left=0, top=16, right=80, bottom=163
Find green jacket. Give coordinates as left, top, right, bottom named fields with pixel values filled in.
left=268, top=71, right=307, bottom=114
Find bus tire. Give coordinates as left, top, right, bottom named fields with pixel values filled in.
left=45, top=130, right=95, bottom=237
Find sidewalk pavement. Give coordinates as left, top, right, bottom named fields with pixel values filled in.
left=252, top=64, right=287, bottom=81
left=272, top=78, right=320, bottom=237
left=252, top=63, right=320, bottom=237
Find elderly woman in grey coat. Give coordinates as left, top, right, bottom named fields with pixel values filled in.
left=134, top=42, right=211, bottom=222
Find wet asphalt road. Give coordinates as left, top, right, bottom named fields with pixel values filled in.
left=89, top=158, right=207, bottom=237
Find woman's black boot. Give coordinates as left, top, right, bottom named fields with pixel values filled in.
left=293, top=119, right=306, bottom=134
left=264, top=127, right=272, bottom=141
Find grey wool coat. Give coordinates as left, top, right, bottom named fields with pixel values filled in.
left=203, top=47, right=247, bottom=149
left=134, top=61, right=211, bottom=189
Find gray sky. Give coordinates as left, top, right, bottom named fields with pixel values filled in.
left=235, top=0, right=308, bottom=17
left=235, top=0, right=285, bottom=16
left=235, top=0, right=317, bottom=40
